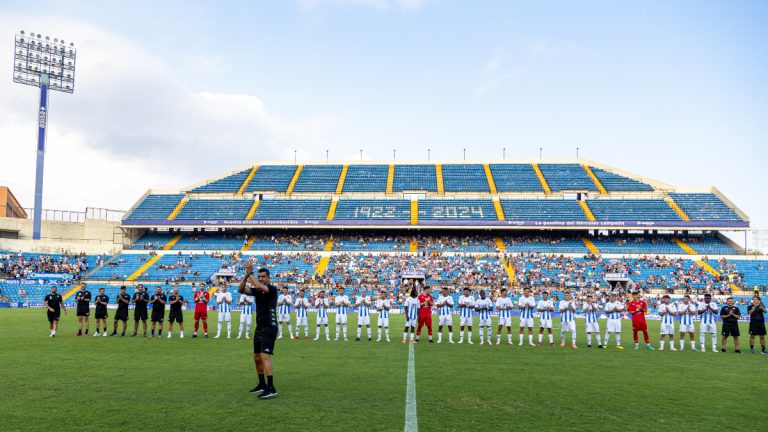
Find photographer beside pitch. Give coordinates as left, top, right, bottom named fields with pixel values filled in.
left=238, top=259, right=279, bottom=400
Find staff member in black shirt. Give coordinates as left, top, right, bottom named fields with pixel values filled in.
left=748, top=296, right=767, bottom=355
left=150, top=286, right=167, bottom=337
left=719, top=297, right=741, bottom=353
left=93, top=287, right=110, bottom=337
left=43, top=286, right=65, bottom=337
left=111, top=286, right=131, bottom=337
left=167, top=287, right=186, bottom=338
left=132, top=285, right=149, bottom=337
left=238, top=260, right=279, bottom=400
left=74, top=283, right=92, bottom=336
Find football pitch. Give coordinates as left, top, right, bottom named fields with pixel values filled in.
left=1, top=309, right=766, bottom=432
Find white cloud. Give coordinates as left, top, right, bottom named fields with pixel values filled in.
left=0, top=14, right=339, bottom=212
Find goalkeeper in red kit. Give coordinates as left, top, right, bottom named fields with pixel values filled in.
left=192, top=283, right=210, bottom=338
left=627, top=292, right=654, bottom=351
left=416, top=285, right=435, bottom=343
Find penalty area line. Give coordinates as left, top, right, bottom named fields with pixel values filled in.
left=404, top=342, right=418, bottom=432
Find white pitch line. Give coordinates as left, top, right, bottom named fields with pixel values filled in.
left=404, top=343, right=418, bottom=432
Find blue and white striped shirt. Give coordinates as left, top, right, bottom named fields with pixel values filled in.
left=679, top=304, right=693, bottom=326
left=357, top=297, right=370, bottom=317
left=376, top=299, right=390, bottom=319
left=660, top=304, right=676, bottom=325
left=584, top=304, right=599, bottom=323
left=295, top=298, right=308, bottom=318
left=699, top=302, right=718, bottom=324
left=537, top=300, right=553, bottom=321
left=315, top=299, right=329, bottom=319
left=476, top=298, right=492, bottom=320
left=278, top=294, right=292, bottom=315
left=217, top=292, right=231, bottom=313
left=496, top=297, right=513, bottom=318
left=560, top=301, right=575, bottom=323
left=437, top=295, right=453, bottom=316
left=605, top=301, right=623, bottom=320
left=335, top=296, right=349, bottom=316
left=458, top=296, right=474, bottom=318
left=406, top=298, right=419, bottom=320
left=240, top=297, right=253, bottom=316
left=519, top=296, right=535, bottom=319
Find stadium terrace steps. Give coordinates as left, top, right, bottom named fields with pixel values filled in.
left=324, top=239, right=335, bottom=252
left=582, top=165, right=608, bottom=194
left=581, top=237, right=600, bottom=254
left=673, top=238, right=698, bottom=255
left=242, top=237, right=256, bottom=251
left=163, top=234, right=183, bottom=250
left=665, top=195, right=691, bottom=222
left=500, top=256, right=515, bottom=282
left=386, top=165, right=395, bottom=195
left=61, top=284, right=83, bottom=301
left=236, top=166, right=258, bottom=196
left=492, top=198, right=505, bottom=221
left=314, top=256, right=331, bottom=277
left=494, top=237, right=506, bottom=252
left=335, top=165, right=349, bottom=194
left=435, top=164, right=445, bottom=195
left=483, top=164, right=498, bottom=195
left=531, top=164, right=552, bottom=194
left=167, top=198, right=188, bottom=221
left=410, top=201, right=418, bottom=225
left=578, top=200, right=596, bottom=221
left=285, top=165, right=303, bottom=195
left=245, top=200, right=260, bottom=220
left=126, top=254, right=162, bottom=282
left=326, top=200, right=338, bottom=220
left=410, top=239, right=418, bottom=252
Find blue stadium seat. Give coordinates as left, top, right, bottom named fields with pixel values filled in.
left=588, top=199, right=680, bottom=221
left=334, top=199, right=410, bottom=220
left=419, top=199, right=497, bottom=220
left=125, top=195, right=184, bottom=220
left=442, top=164, right=489, bottom=192
left=500, top=199, right=587, bottom=221
left=253, top=199, right=331, bottom=220
left=669, top=193, right=742, bottom=221
left=489, top=164, right=543, bottom=192
left=191, top=168, right=251, bottom=193
left=393, top=165, right=437, bottom=192
left=246, top=165, right=298, bottom=192
left=342, top=165, right=389, bottom=192
left=293, top=165, right=343, bottom=193
left=591, top=167, right=654, bottom=192
left=538, top=164, right=597, bottom=192
left=175, top=199, right=253, bottom=220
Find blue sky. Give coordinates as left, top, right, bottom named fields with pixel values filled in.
left=1, top=1, right=766, bottom=238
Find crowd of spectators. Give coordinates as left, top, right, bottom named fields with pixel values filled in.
left=0, top=251, right=101, bottom=280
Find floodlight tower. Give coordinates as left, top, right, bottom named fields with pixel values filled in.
left=12, top=30, right=77, bottom=240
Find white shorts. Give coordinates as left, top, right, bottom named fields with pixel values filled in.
left=478, top=318, right=491, bottom=327
left=438, top=315, right=453, bottom=326
left=336, top=315, right=348, bottom=325
left=679, top=323, right=694, bottom=333
left=460, top=316, right=473, bottom=327
left=607, top=319, right=622, bottom=333
left=700, top=323, right=717, bottom=334
left=406, top=318, right=418, bottom=328
left=586, top=322, right=600, bottom=333
left=217, top=312, right=231, bottom=322
left=561, top=321, right=576, bottom=333
left=358, top=316, right=370, bottom=326
left=661, top=323, right=675, bottom=335
left=295, top=316, right=308, bottom=326
left=378, top=317, right=389, bottom=327
left=317, top=316, right=328, bottom=325
left=519, top=317, right=534, bottom=328
left=498, top=317, right=512, bottom=327
left=279, top=313, right=290, bottom=323
left=239, top=314, right=252, bottom=325
left=539, top=319, right=552, bottom=329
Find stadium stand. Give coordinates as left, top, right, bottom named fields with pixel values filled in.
left=442, top=164, right=490, bottom=192
left=488, top=164, right=543, bottom=192
left=341, top=165, right=389, bottom=193
left=393, top=165, right=437, bottom=192
left=587, top=199, right=680, bottom=221
left=418, top=199, right=498, bottom=221
left=175, top=199, right=254, bottom=220
left=590, top=167, right=654, bottom=192
left=538, top=164, right=597, bottom=192
left=293, top=165, right=343, bottom=193
left=668, top=193, right=741, bottom=221
left=245, top=165, right=298, bottom=192
left=500, top=199, right=587, bottom=221
left=252, top=199, right=331, bottom=220
left=125, top=194, right=184, bottom=220
left=191, top=168, right=251, bottom=193
left=334, top=199, right=411, bottom=221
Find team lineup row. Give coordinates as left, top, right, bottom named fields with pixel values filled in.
left=41, top=284, right=768, bottom=354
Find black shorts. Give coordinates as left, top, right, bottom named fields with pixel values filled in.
left=115, top=308, right=129, bottom=322
left=151, top=310, right=165, bottom=323
left=722, top=324, right=740, bottom=337
left=749, top=322, right=766, bottom=336
left=47, top=310, right=61, bottom=322
left=95, top=309, right=108, bottom=320
left=134, top=309, right=148, bottom=321
left=76, top=306, right=90, bottom=317
left=169, top=310, right=183, bottom=324
left=253, top=328, right=277, bottom=355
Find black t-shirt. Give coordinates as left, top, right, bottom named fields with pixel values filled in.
left=748, top=304, right=765, bottom=323
left=116, top=293, right=131, bottom=310
left=133, top=292, right=149, bottom=310
left=720, top=306, right=741, bottom=325
left=95, top=295, right=109, bottom=312
left=254, top=284, right=278, bottom=330
left=151, top=293, right=167, bottom=311
left=44, top=293, right=63, bottom=311
left=169, top=294, right=184, bottom=312
left=75, top=290, right=92, bottom=308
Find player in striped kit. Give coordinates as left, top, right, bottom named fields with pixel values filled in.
left=435, top=287, right=454, bottom=343
left=294, top=289, right=310, bottom=339
left=277, top=287, right=294, bottom=340
left=583, top=294, right=603, bottom=348
left=334, top=288, right=352, bottom=341
left=457, top=288, right=475, bottom=344
left=518, top=287, right=536, bottom=346
left=677, top=294, right=698, bottom=351
left=314, top=290, right=331, bottom=341
left=559, top=292, right=577, bottom=349
left=236, top=293, right=254, bottom=339
left=475, top=291, right=493, bottom=345
left=698, top=293, right=719, bottom=352
left=402, top=289, right=420, bottom=343
left=214, top=285, right=233, bottom=339
left=657, top=295, right=677, bottom=351
left=537, top=291, right=555, bottom=346
left=375, top=290, right=391, bottom=342
left=495, top=288, right=514, bottom=345
left=603, top=293, right=625, bottom=349
left=355, top=291, right=372, bottom=342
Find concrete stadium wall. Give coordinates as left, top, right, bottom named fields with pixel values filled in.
left=0, top=217, right=124, bottom=255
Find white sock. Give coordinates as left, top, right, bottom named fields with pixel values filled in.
left=604, top=332, right=610, bottom=345
left=227, top=322, right=231, bottom=337
left=403, top=331, right=408, bottom=340
left=528, top=335, right=533, bottom=344
left=367, top=328, right=371, bottom=339
left=587, top=334, right=592, bottom=345
left=448, top=331, right=453, bottom=342
left=496, top=334, right=501, bottom=343
left=538, top=334, right=543, bottom=343
left=508, top=334, right=512, bottom=343
left=712, top=334, right=717, bottom=350
left=548, top=334, right=553, bottom=344
left=343, top=327, right=348, bottom=339
left=336, top=326, right=340, bottom=339
left=246, top=324, right=250, bottom=335
left=357, top=327, right=362, bottom=339
left=438, top=332, right=443, bottom=343
left=616, top=335, right=621, bottom=346
left=660, top=340, right=665, bottom=349
left=180, top=331, right=184, bottom=337
left=572, top=334, right=577, bottom=344
left=519, top=334, right=524, bottom=344
left=596, top=334, right=602, bottom=345
left=278, top=324, right=283, bottom=338
left=385, top=328, right=390, bottom=339
left=700, top=333, right=705, bottom=350
left=288, top=324, right=293, bottom=337
left=479, top=328, right=484, bottom=341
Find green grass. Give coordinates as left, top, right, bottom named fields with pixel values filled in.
left=1, top=309, right=766, bottom=432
